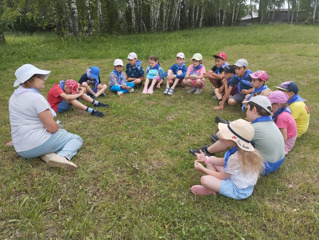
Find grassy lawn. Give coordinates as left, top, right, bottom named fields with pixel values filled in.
left=0, top=25, right=318, bottom=239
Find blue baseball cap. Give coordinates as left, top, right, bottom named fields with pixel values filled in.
left=275, top=81, right=299, bottom=94
left=90, top=66, right=100, bottom=80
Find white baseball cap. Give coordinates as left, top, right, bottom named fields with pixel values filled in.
left=114, top=59, right=124, bottom=66
left=127, top=52, right=137, bottom=60
left=176, top=52, right=185, bottom=59
left=14, top=64, right=50, bottom=87
left=242, top=95, right=272, bottom=114
left=234, top=59, right=248, bottom=68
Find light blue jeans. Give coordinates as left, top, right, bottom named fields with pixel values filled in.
left=110, top=82, right=135, bottom=94
left=18, top=129, right=83, bottom=161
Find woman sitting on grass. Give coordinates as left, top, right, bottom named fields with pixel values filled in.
left=191, top=119, right=264, bottom=200
left=9, top=64, right=83, bottom=171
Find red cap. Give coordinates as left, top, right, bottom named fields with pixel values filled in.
left=65, top=79, right=78, bottom=94
left=213, top=52, right=227, bottom=61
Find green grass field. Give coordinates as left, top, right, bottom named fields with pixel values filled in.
left=0, top=25, right=318, bottom=239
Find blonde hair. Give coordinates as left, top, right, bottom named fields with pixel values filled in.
left=237, top=148, right=264, bottom=175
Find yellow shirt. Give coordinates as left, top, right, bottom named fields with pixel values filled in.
left=289, top=101, right=310, bottom=137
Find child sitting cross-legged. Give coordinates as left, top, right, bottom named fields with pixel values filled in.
left=191, top=119, right=264, bottom=200
left=109, top=59, right=135, bottom=96
left=47, top=79, right=108, bottom=117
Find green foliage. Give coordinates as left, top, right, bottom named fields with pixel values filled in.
left=1, top=25, right=319, bottom=239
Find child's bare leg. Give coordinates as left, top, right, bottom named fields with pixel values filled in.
left=67, top=99, right=89, bottom=111
left=207, top=139, right=236, bottom=155
left=80, top=93, right=95, bottom=103
left=143, top=78, right=150, bottom=93
left=214, top=88, right=223, bottom=100
left=196, top=80, right=203, bottom=89
left=171, top=78, right=180, bottom=89
left=81, top=82, right=95, bottom=96
left=94, top=84, right=107, bottom=97
left=166, top=79, right=173, bottom=88
left=201, top=175, right=222, bottom=193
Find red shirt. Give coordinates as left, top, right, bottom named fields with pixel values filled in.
left=47, top=84, right=64, bottom=112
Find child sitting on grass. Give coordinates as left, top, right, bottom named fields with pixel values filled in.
left=143, top=55, right=164, bottom=94
left=191, top=119, right=264, bottom=199
left=78, top=66, right=107, bottom=98
left=268, top=91, right=297, bottom=154
left=213, top=65, right=237, bottom=109
left=47, top=79, right=108, bottom=117
left=182, top=53, right=206, bottom=95
left=275, top=81, right=310, bottom=137
left=205, top=52, right=229, bottom=91
left=163, top=52, right=187, bottom=96
left=109, top=59, right=135, bottom=96
left=126, top=52, right=145, bottom=88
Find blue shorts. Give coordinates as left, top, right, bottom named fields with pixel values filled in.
left=57, top=99, right=72, bottom=113
left=219, top=179, right=254, bottom=200
left=262, top=156, right=285, bottom=175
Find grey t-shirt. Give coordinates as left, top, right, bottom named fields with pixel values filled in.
left=252, top=121, right=285, bottom=163
left=9, top=89, right=52, bottom=152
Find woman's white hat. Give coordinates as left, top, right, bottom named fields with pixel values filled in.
left=218, top=119, right=255, bottom=151
left=14, top=64, right=50, bottom=87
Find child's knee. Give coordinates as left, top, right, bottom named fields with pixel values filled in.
left=135, top=78, right=141, bottom=84
left=81, top=82, right=88, bottom=87
left=177, top=70, right=183, bottom=75
left=201, top=176, right=211, bottom=185
left=228, top=98, right=236, bottom=105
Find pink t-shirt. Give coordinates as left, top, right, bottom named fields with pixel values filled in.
left=186, top=64, right=206, bottom=81
left=276, top=112, right=297, bottom=138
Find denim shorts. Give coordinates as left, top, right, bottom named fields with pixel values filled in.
left=219, top=179, right=254, bottom=200
left=58, top=99, right=72, bottom=113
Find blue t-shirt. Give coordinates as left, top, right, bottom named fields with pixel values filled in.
left=164, top=63, right=187, bottom=79
left=78, top=73, right=101, bottom=87
left=126, top=63, right=144, bottom=78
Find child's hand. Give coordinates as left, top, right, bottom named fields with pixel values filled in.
left=190, top=75, right=197, bottom=79
left=194, top=161, right=205, bottom=171
left=195, top=150, right=206, bottom=162
left=156, top=83, right=161, bottom=89
left=214, top=105, right=224, bottom=110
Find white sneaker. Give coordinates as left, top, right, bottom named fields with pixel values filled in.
left=187, top=87, right=196, bottom=94
left=41, top=153, right=77, bottom=171
left=194, top=88, right=203, bottom=94
left=128, top=88, right=134, bottom=93
left=117, top=91, right=123, bottom=96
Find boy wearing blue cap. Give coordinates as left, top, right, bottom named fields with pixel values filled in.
left=275, top=81, right=310, bottom=137
left=78, top=66, right=107, bottom=98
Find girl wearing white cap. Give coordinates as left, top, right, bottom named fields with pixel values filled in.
left=191, top=119, right=264, bottom=200
left=9, top=64, right=83, bottom=171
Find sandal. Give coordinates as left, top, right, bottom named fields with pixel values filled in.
left=167, top=88, right=175, bottom=96
left=163, top=87, right=170, bottom=95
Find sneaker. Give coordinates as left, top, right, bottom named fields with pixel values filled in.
left=96, top=102, right=109, bottom=108
left=41, top=153, right=78, bottom=171
left=128, top=88, right=134, bottom=93
left=163, top=87, right=170, bottom=95
left=91, top=110, right=104, bottom=117
left=215, top=116, right=229, bottom=124
left=135, top=84, right=140, bottom=89
left=189, top=145, right=214, bottom=156
left=194, top=88, right=202, bottom=94
left=167, top=88, right=175, bottom=96
left=117, top=91, right=124, bottom=96
left=210, top=91, right=216, bottom=96
left=187, top=87, right=196, bottom=94
left=211, top=134, right=219, bottom=142
left=100, top=92, right=106, bottom=97
left=212, top=95, right=217, bottom=100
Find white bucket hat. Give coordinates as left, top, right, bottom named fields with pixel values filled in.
left=218, top=119, right=255, bottom=151
left=14, top=64, right=50, bottom=87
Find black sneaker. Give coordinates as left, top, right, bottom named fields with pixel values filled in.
left=96, top=102, right=109, bottom=108
left=215, top=116, right=229, bottom=124
left=211, top=134, right=219, bottom=143
left=189, top=145, right=214, bottom=156
left=135, top=84, right=140, bottom=89
left=91, top=110, right=104, bottom=117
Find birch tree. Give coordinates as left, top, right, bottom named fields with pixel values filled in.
left=85, top=0, right=93, bottom=36
left=97, top=0, right=103, bottom=32
left=128, top=0, right=136, bottom=32
left=70, top=0, right=79, bottom=38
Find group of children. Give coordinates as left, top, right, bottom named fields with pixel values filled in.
left=42, top=51, right=310, bottom=201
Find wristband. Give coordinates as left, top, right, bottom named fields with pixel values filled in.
left=205, top=156, right=210, bottom=165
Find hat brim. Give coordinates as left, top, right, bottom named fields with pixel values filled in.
left=218, top=123, right=255, bottom=151
left=14, top=69, right=50, bottom=87
left=274, top=86, right=288, bottom=91
left=212, top=55, right=225, bottom=60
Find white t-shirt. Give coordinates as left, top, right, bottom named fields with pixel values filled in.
left=9, top=88, right=52, bottom=152
left=224, top=152, right=259, bottom=189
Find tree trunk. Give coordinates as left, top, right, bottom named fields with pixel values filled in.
left=231, top=4, right=235, bottom=26
left=63, top=0, right=73, bottom=35
left=118, top=9, right=128, bottom=33
left=313, top=0, right=318, bottom=24
left=0, top=31, right=5, bottom=44
left=287, top=0, right=290, bottom=22
left=70, top=0, right=79, bottom=38
left=176, top=0, right=182, bottom=29
left=51, top=0, right=64, bottom=37
left=199, top=5, right=204, bottom=28
left=191, top=4, right=195, bottom=28
left=129, top=0, right=136, bottom=33
left=162, top=0, right=169, bottom=31
left=222, top=8, right=225, bottom=26
left=85, top=0, right=93, bottom=36
left=97, top=0, right=103, bottom=33
left=195, top=5, right=199, bottom=26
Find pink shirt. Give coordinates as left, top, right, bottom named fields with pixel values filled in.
left=186, top=65, right=206, bottom=81
left=276, top=112, right=297, bottom=138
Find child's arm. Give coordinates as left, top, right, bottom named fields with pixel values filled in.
left=194, top=162, right=230, bottom=180
left=59, top=89, right=84, bottom=100
left=214, top=85, right=233, bottom=110
left=279, top=128, right=288, bottom=142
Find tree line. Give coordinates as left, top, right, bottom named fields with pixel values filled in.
left=0, top=0, right=318, bottom=43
